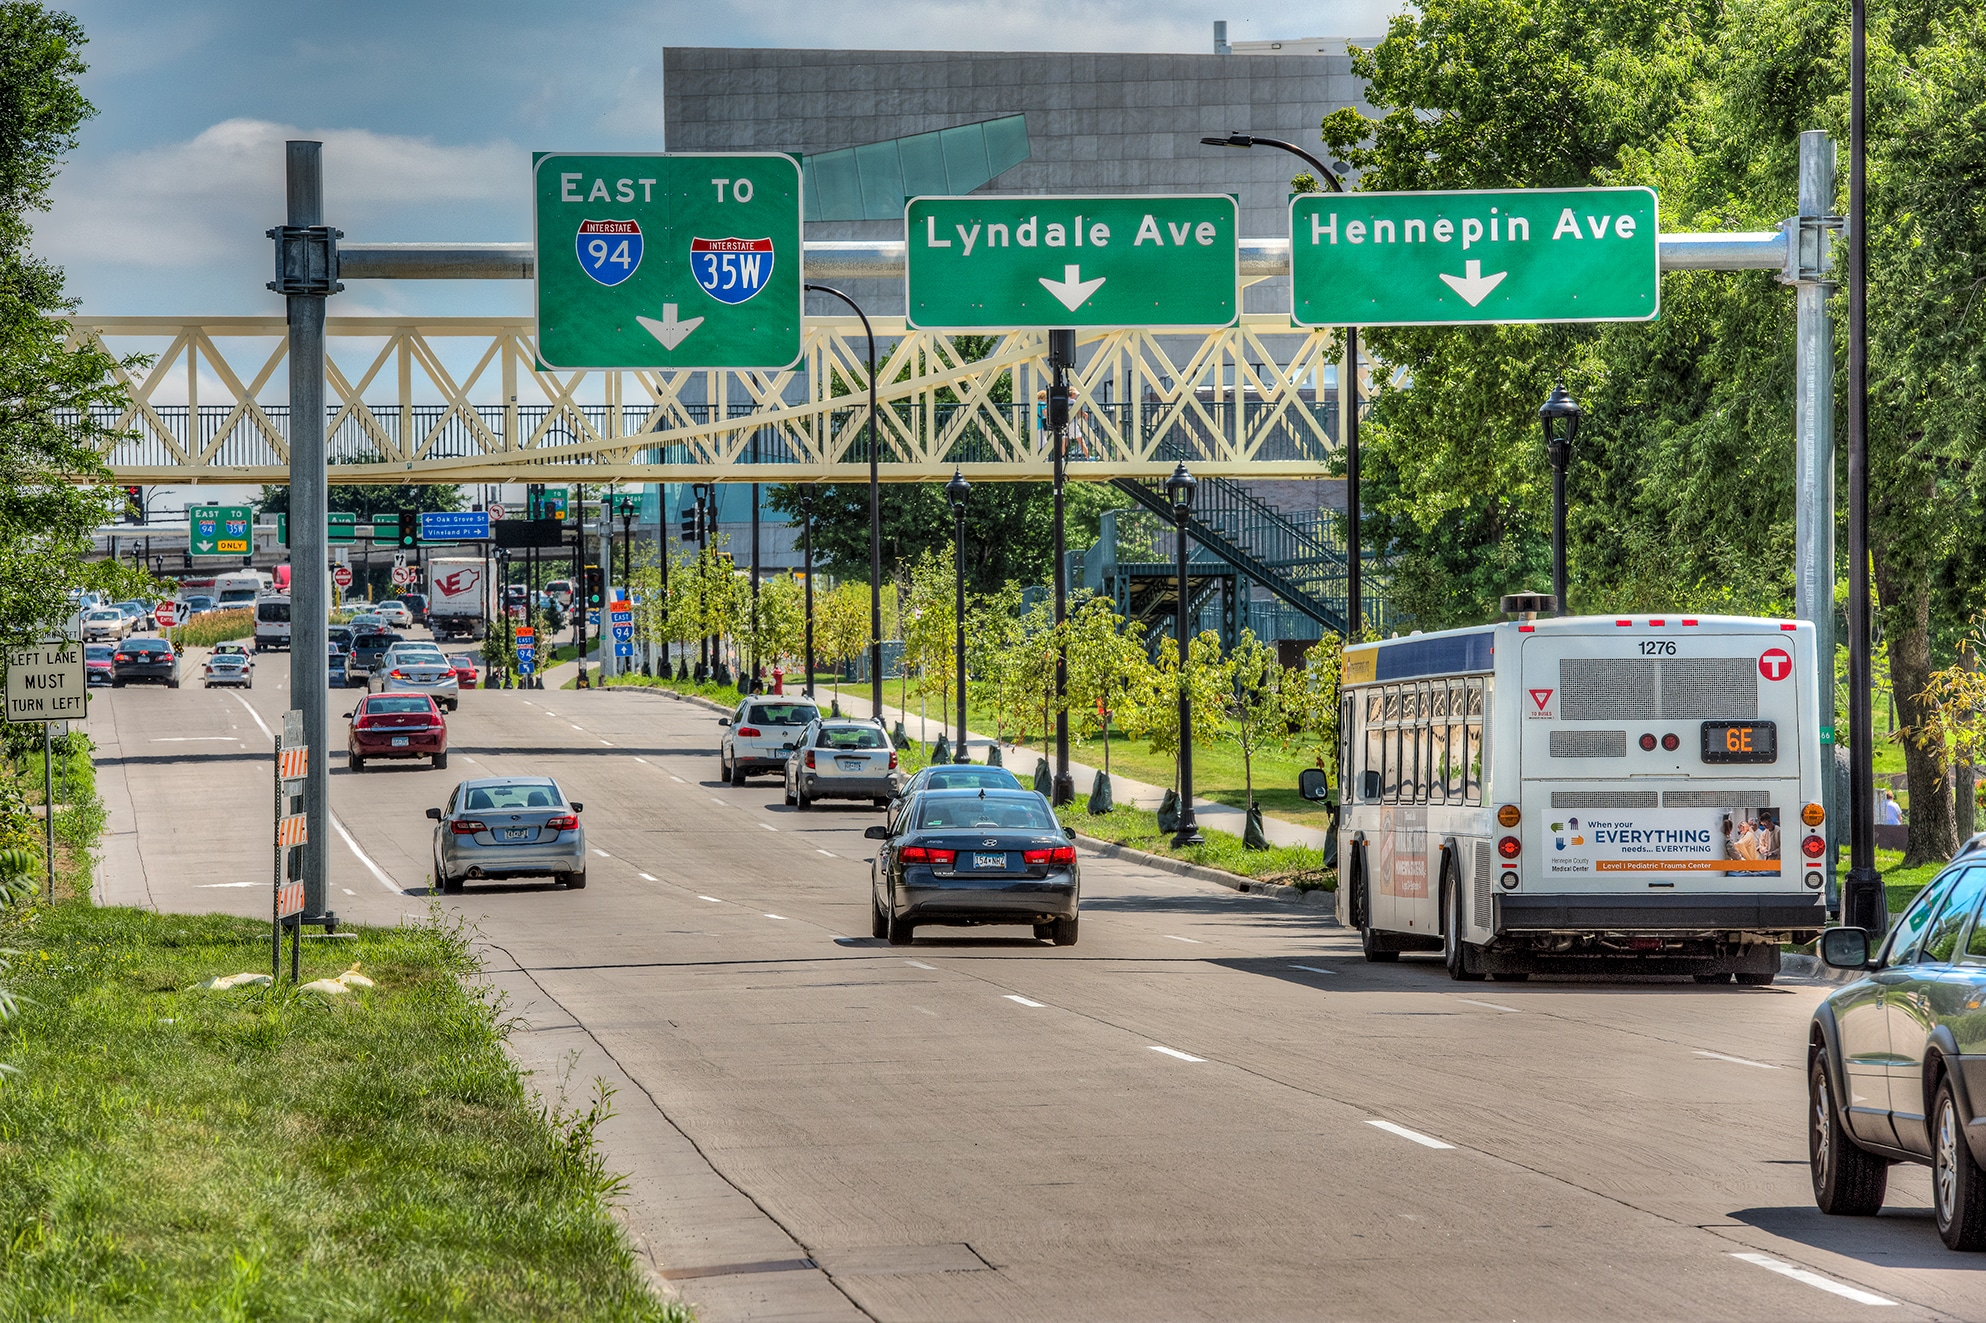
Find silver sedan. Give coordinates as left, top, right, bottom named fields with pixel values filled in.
left=785, top=718, right=899, bottom=809
left=372, top=644, right=461, bottom=709
left=427, top=777, right=586, bottom=892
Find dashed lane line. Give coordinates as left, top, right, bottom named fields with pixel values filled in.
left=1290, top=964, right=1337, bottom=976
left=698, top=895, right=723, bottom=903
left=592, top=848, right=610, bottom=857
left=1458, top=999, right=1522, bottom=1013
left=906, top=960, right=936, bottom=970
left=1696, top=1050, right=1778, bottom=1070
left=1367, top=1119, right=1454, bottom=1150
left=1148, top=1045, right=1205, bottom=1063
left=1728, top=1254, right=1894, bottom=1307
left=764, top=913, right=789, bottom=920
left=817, top=849, right=836, bottom=857
left=1005, top=995, right=1046, bottom=1008
left=1165, top=934, right=1203, bottom=944
left=638, top=872, right=657, bottom=881
left=759, top=823, right=777, bottom=832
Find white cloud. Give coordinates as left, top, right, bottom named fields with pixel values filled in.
left=38, top=118, right=526, bottom=269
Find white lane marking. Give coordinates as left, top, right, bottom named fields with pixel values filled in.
left=906, top=960, right=936, bottom=970
left=633, top=756, right=647, bottom=764
left=598, top=739, right=612, bottom=746
left=1367, top=1119, right=1454, bottom=1149
left=759, top=823, right=777, bottom=832
left=341, top=888, right=356, bottom=896
left=522, top=700, right=535, bottom=706
left=638, top=872, right=657, bottom=882
left=670, top=775, right=685, bottom=783
left=197, top=882, right=257, bottom=888
left=1148, top=1045, right=1205, bottom=1062
left=591, top=848, right=609, bottom=857
left=1696, top=1050, right=1779, bottom=1070
left=1005, top=994, right=1046, bottom=1008
left=817, top=849, right=835, bottom=857
left=330, top=813, right=405, bottom=894
left=1728, top=1253, right=1894, bottom=1306
left=698, top=895, right=723, bottom=903
left=1290, top=964, right=1337, bottom=976
left=764, top=913, right=788, bottom=920
left=542, top=710, right=557, bottom=716
left=571, top=724, right=584, bottom=731
left=911, top=1005, right=938, bottom=1017
left=710, top=797, right=726, bottom=806
left=1165, top=934, right=1203, bottom=944
left=1459, top=999, right=1522, bottom=1013
left=151, top=736, right=241, bottom=742
left=227, top=693, right=274, bottom=741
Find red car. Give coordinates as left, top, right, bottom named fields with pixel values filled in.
left=346, top=693, right=447, bottom=772
left=448, top=654, right=480, bottom=689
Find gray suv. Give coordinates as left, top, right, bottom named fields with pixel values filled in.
left=1810, top=851, right=1986, bottom=1250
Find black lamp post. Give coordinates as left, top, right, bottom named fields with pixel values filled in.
left=800, top=484, right=815, bottom=699
left=1202, top=130, right=1361, bottom=637
left=946, top=467, right=971, bottom=763
left=1538, top=383, right=1581, bottom=615
left=806, top=283, right=884, bottom=722
left=1167, top=462, right=1203, bottom=847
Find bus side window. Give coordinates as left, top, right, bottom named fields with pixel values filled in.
left=1383, top=685, right=1402, bottom=802
left=1365, top=720, right=1384, bottom=802
left=1464, top=677, right=1488, bottom=804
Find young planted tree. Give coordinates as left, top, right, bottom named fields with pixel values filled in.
left=1221, top=631, right=1287, bottom=840
left=965, top=580, right=1026, bottom=748
left=901, top=546, right=957, bottom=741
left=1282, top=634, right=1348, bottom=781
left=1137, top=629, right=1230, bottom=799
left=750, top=573, right=807, bottom=681
left=1062, top=596, right=1150, bottom=777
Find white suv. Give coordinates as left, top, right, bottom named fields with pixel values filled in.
left=719, top=697, right=821, bottom=786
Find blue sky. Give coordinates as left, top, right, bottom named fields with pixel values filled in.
left=40, top=0, right=1401, bottom=317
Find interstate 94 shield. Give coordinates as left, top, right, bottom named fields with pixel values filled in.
left=533, top=152, right=802, bottom=370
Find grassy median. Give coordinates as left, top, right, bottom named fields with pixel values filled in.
left=0, top=903, right=687, bottom=1322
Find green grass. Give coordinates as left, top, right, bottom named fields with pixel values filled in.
left=0, top=904, right=687, bottom=1322
left=1058, top=802, right=1333, bottom=888
left=1878, top=845, right=1940, bottom=917
left=165, top=608, right=255, bottom=650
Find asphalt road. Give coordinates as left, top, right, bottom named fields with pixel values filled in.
left=85, top=646, right=1977, bottom=1321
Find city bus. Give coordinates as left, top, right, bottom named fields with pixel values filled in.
left=1337, top=609, right=1826, bottom=984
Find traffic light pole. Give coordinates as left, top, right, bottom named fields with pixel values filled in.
left=1048, top=329, right=1075, bottom=806
left=574, top=482, right=588, bottom=689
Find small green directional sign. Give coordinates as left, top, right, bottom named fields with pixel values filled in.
left=328, top=512, right=357, bottom=545
left=905, top=195, right=1238, bottom=331
left=533, top=152, right=803, bottom=371
left=1290, top=186, right=1659, bottom=327
left=188, top=504, right=251, bottom=557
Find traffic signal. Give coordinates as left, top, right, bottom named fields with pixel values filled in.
left=680, top=507, right=698, bottom=541
left=122, top=485, right=144, bottom=524
left=397, top=510, right=419, bottom=549
left=583, top=564, right=604, bottom=608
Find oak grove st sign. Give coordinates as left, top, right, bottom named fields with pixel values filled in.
left=905, top=195, right=1239, bottom=331
left=1291, top=186, right=1660, bottom=327
left=533, top=152, right=803, bottom=370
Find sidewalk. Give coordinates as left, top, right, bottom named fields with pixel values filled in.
left=819, top=685, right=1329, bottom=852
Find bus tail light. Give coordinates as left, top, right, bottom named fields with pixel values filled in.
left=1496, top=804, right=1521, bottom=828
left=1805, top=871, right=1824, bottom=889
left=1661, top=733, right=1680, bottom=751
left=1497, top=835, right=1521, bottom=859
left=1801, top=802, right=1825, bottom=827
left=1638, top=733, right=1657, bottom=751
left=1499, top=871, right=1519, bottom=889
left=1801, top=834, right=1826, bottom=859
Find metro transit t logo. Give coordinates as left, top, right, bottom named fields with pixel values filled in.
left=1758, top=648, right=1792, bottom=681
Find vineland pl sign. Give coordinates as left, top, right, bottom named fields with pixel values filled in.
left=905, top=195, right=1239, bottom=330
left=1291, top=186, right=1660, bottom=327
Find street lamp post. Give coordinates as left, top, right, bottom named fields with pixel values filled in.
left=1167, top=462, right=1204, bottom=847
left=806, top=284, right=884, bottom=722
left=946, top=467, right=971, bottom=763
left=1538, top=383, right=1581, bottom=615
left=1202, top=131, right=1361, bottom=637
left=800, top=485, right=816, bottom=699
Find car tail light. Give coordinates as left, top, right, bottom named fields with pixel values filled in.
left=390, top=669, right=408, bottom=680
left=545, top=813, right=578, bottom=831
left=114, top=653, right=128, bottom=662
left=1801, top=834, right=1826, bottom=858
left=805, top=750, right=816, bottom=769
left=1498, top=835, right=1521, bottom=859
left=737, top=726, right=761, bottom=738
left=451, top=819, right=485, bottom=834
left=889, top=751, right=899, bottom=770
left=428, top=713, right=445, bottom=727
left=1024, top=845, right=1077, bottom=866
left=899, top=845, right=956, bottom=866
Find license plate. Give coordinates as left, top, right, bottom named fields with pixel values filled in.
left=837, top=758, right=864, bottom=770
left=391, top=736, right=409, bottom=747
left=503, top=827, right=528, bottom=841
left=972, top=852, right=1007, bottom=871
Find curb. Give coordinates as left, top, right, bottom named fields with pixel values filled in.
left=595, top=682, right=735, bottom=717
left=1070, top=832, right=1339, bottom=922
left=1781, top=952, right=1861, bottom=985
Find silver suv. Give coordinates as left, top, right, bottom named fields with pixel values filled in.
left=719, top=698, right=820, bottom=785
left=784, top=718, right=898, bottom=809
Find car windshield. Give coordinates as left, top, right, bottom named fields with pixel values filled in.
left=915, top=794, right=1058, bottom=831
left=818, top=725, right=885, bottom=750
left=86, top=609, right=121, bottom=620
left=364, top=696, right=433, bottom=715
left=355, top=632, right=401, bottom=648
left=184, top=597, right=214, bottom=608
left=921, top=768, right=1022, bottom=791
left=450, top=655, right=478, bottom=667
left=85, top=646, right=112, bottom=660
left=209, top=656, right=244, bottom=667
left=750, top=703, right=818, bottom=726
left=462, top=782, right=562, bottom=811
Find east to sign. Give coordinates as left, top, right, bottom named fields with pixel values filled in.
left=905, top=195, right=1238, bottom=331
left=534, top=152, right=803, bottom=370
left=1290, top=186, right=1659, bottom=327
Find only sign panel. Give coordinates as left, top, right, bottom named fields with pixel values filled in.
left=534, top=153, right=803, bottom=370
left=1290, top=186, right=1659, bottom=327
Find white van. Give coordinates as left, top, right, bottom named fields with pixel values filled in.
left=213, top=570, right=266, bottom=610
left=254, top=595, right=291, bottom=651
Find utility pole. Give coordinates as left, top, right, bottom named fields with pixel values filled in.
left=1048, top=328, right=1076, bottom=805
left=751, top=431, right=762, bottom=693
left=801, top=485, right=815, bottom=699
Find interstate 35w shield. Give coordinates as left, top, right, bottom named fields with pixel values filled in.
left=534, top=153, right=802, bottom=370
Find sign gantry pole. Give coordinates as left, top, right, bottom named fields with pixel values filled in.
left=1844, top=0, right=1882, bottom=934
left=270, top=141, right=339, bottom=931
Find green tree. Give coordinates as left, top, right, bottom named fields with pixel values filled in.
left=1061, top=595, right=1150, bottom=776
left=814, top=580, right=872, bottom=687
left=1282, top=634, right=1349, bottom=780
left=1220, top=631, right=1287, bottom=830
left=1134, top=630, right=1229, bottom=798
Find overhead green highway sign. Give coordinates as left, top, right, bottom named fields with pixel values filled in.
left=188, top=505, right=251, bottom=557
left=905, top=195, right=1238, bottom=331
left=1290, top=186, right=1659, bottom=327
left=533, top=152, right=803, bottom=371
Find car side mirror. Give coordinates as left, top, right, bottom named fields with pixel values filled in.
left=1820, top=926, right=1873, bottom=970
left=1297, top=768, right=1332, bottom=802
left=1361, top=769, right=1382, bottom=801
left=718, top=718, right=730, bottom=726
left=341, top=711, right=353, bottom=719
left=425, top=807, right=442, bottom=821
left=864, top=825, right=889, bottom=840
left=570, top=802, right=583, bottom=813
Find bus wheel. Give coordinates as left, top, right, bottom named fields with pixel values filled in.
left=1443, top=878, right=1485, bottom=982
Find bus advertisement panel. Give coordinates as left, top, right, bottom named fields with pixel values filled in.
left=1544, top=807, right=1783, bottom=878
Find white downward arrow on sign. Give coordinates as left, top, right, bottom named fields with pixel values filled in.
left=1039, top=265, right=1107, bottom=311
left=1437, top=259, right=1508, bottom=307
left=637, top=303, right=704, bottom=350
